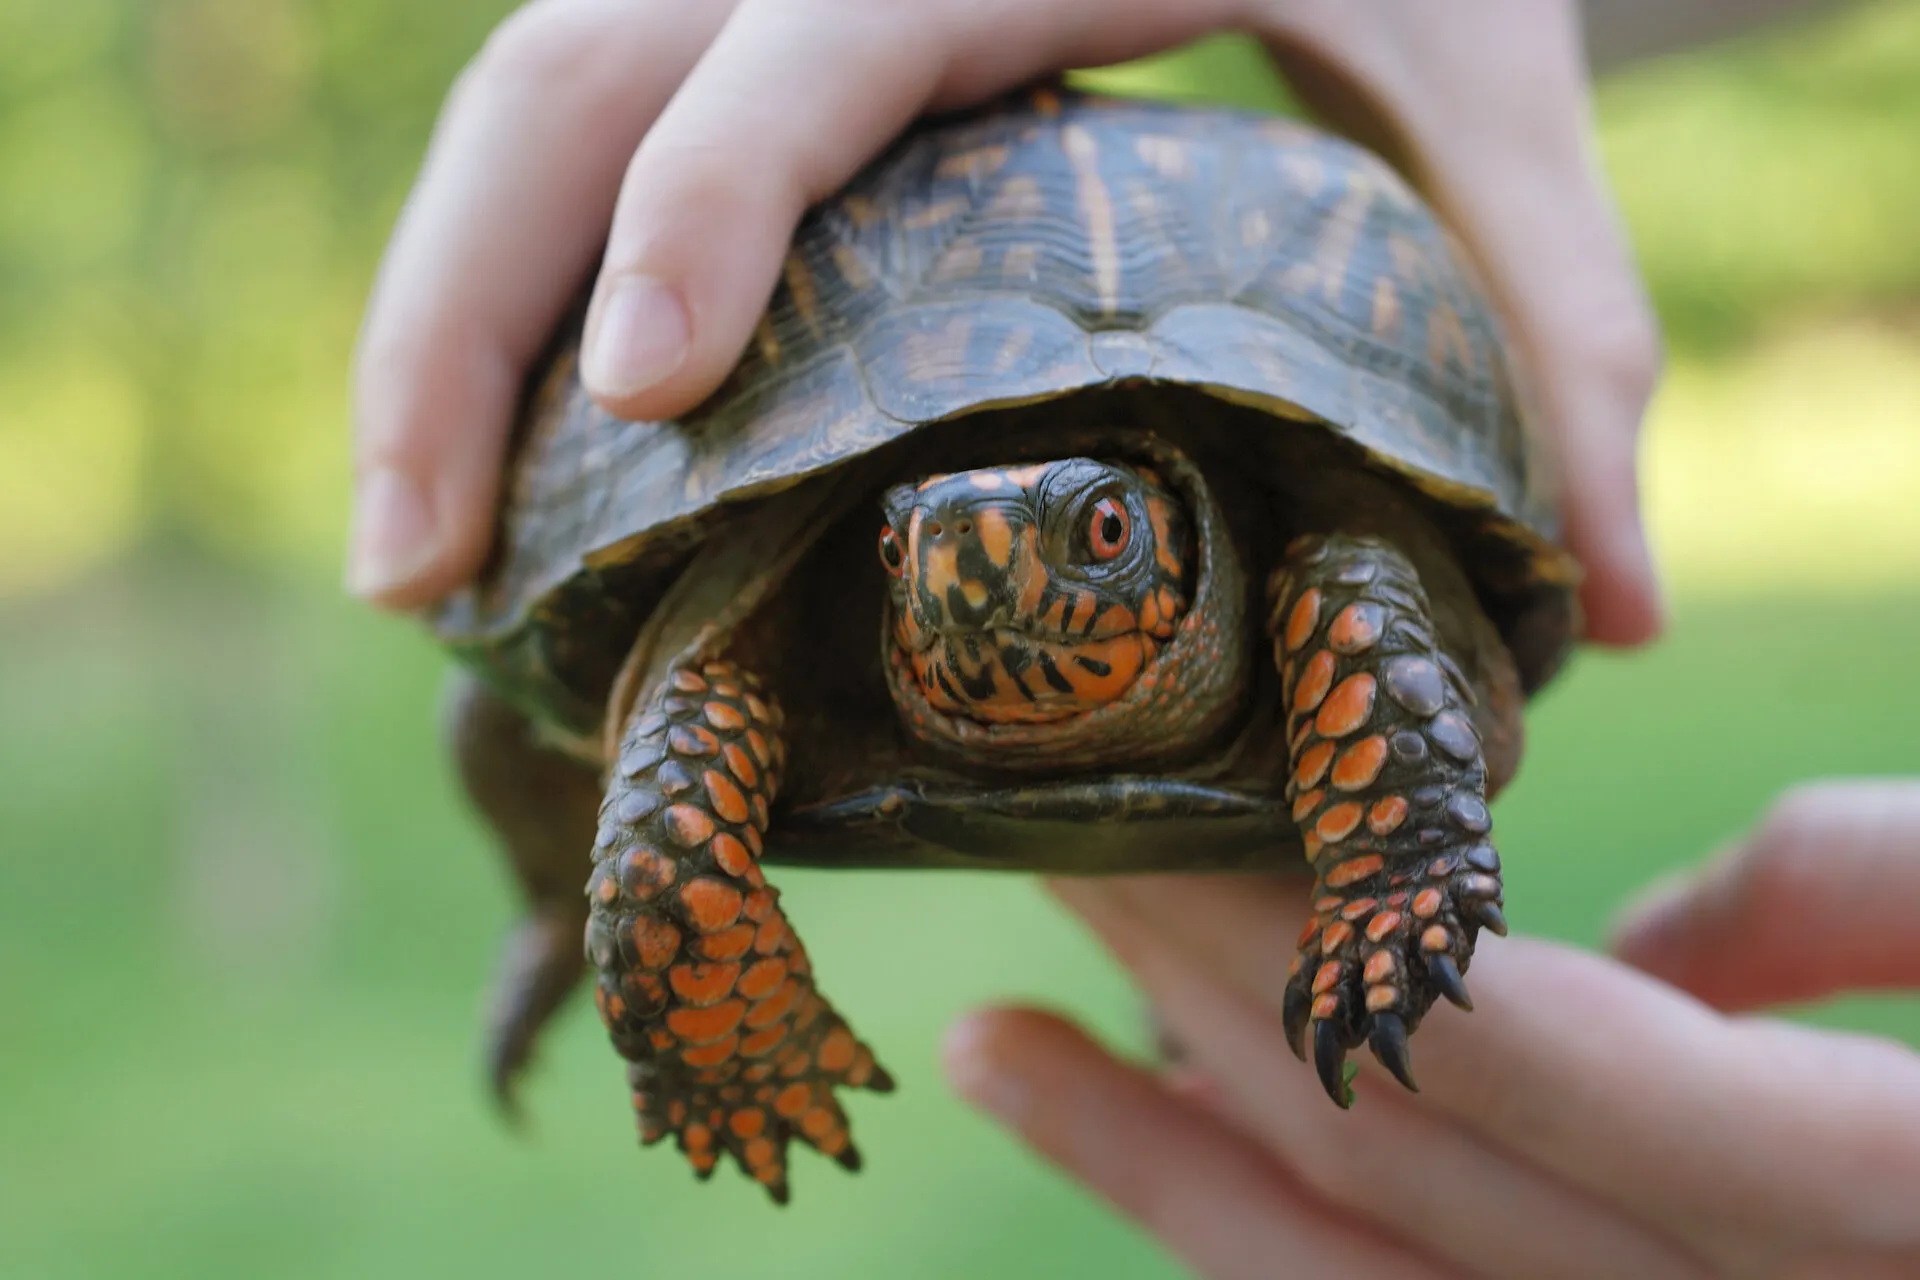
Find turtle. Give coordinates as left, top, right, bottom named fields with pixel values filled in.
left=434, top=85, right=1579, bottom=1205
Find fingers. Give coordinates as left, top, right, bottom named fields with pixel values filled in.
left=349, top=0, right=733, bottom=606
left=943, top=1006, right=1449, bottom=1280
left=1057, top=875, right=1920, bottom=1258
left=1611, top=780, right=1920, bottom=1009
left=1051, top=881, right=1711, bottom=1280
left=1253, top=0, right=1665, bottom=645
left=578, top=0, right=1246, bottom=416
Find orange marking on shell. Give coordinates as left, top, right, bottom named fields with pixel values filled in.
left=830, top=243, right=873, bottom=289
left=680, top=879, right=744, bottom=932
left=1316, top=674, right=1377, bottom=739
left=1294, top=741, right=1335, bottom=791
left=1412, top=889, right=1443, bottom=919
left=1365, top=986, right=1400, bottom=1012
left=736, top=957, right=788, bottom=1001
left=1291, top=788, right=1325, bottom=823
left=1060, top=124, right=1119, bottom=314
left=1321, top=921, right=1354, bottom=954
left=1324, top=853, right=1384, bottom=888
left=817, top=1027, right=857, bottom=1073
left=670, top=670, right=708, bottom=694
left=703, top=771, right=750, bottom=825
left=1366, top=911, right=1404, bottom=943
left=1311, top=993, right=1339, bottom=1020
left=667, top=999, right=746, bottom=1045
left=1368, top=796, right=1409, bottom=835
left=1284, top=590, right=1321, bottom=652
left=1315, top=802, right=1364, bottom=843
left=1421, top=925, right=1452, bottom=953
left=704, top=700, right=747, bottom=732
left=1311, top=961, right=1343, bottom=995
left=680, top=1034, right=740, bottom=1068
left=745, top=980, right=799, bottom=1029
left=1340, top=897, right=1378, bottom=921
left=782, top=251, right=820, bottom=333
left=632, top=917, right=682, bottom=970
left=1363, top=951, right=1397, bottom=984
left=665, top=804, right=716, bottom=847
left=669, top=962, right=740, bottom=1006
left=1293, top=651, right=1336, bottom=714
left=740, top=1025, right=787, bottom=1058
left=698, top=922, right=755, bottom=961
left=1332, top=736, right=1389, bottom=790
left=774, top=1083, right=812, bottom=1118
left=710, top=833, right=752, bottom=877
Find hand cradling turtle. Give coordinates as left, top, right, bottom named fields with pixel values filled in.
left=434, top=89, right=1578, bottom=1203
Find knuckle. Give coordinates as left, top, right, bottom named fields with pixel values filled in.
left=1578, top=293, right=1665, bottom=406
left=456, top=0, right=613, bottom=103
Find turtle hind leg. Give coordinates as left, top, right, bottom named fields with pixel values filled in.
left=444, top=673, right=602, bottom=1116
left=1267, top=534, right=1509, bottom=1107
left=589, top=659, right=892, bottom=1203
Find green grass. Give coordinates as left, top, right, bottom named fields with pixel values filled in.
left=2, top=566, right=1915, bottom=1279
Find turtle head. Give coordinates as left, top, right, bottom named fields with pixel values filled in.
left=879, top=458, right=1193, bottom=724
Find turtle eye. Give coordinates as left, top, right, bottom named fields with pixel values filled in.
left=1087, top=497, right=1130, bottom=561
left=878, top=526, right=906, bottom=576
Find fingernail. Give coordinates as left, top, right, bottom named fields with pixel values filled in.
left=346, top=467, right=439, bottom=599
left=582, top=274, right=690, bottom=397
left=942, top=1014, right=1030, bottom=1126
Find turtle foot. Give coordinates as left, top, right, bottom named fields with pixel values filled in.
left=1281, top=849, right=1505, bottom=1106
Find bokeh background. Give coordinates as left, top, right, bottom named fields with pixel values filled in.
left=4, top=3, right=1918, bottom=1276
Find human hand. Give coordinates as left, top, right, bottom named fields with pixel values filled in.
left=944, top=780, right=1920, bottom=1278
left=348, top=0, right=1662, bottom=643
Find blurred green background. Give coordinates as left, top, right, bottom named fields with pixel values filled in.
left=3, top=3, right=1918, bottom=1277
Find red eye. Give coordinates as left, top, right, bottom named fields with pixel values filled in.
left=1088, top=498, right=1130, bottom=560
left=878, top=527, right=906, bottom=576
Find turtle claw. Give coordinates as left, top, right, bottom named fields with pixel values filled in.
left=1368, top=1012, right=1418, bottom=1093
left=1283, top=986, right=1312, bottom=1062
left=1313, top=1020, right=1353, bottom=1108
left=1427, top=953, right=1473, bottom=1010
left=1470, top=901, right=1509, bottom=936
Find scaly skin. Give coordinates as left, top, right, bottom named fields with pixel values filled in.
left=1268, top=533, right=1507, bottom=1104
left=586, top=660, right=893, bottom=1203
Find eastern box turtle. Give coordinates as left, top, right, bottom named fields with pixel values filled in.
left=435, top=87, right=1579, bottom=1203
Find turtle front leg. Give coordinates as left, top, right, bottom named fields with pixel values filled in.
left=1267, top=534, right=1508, bottom=1106
left=587, top=659, right=893, bottom=1203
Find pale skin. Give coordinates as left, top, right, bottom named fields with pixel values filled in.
left=350, top=0, right=1895, bottom=1270
left=949, top=781, right=1920, bottom=1278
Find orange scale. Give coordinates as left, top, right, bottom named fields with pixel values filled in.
left=736, top=957, right=789, bottom=1000
left=1365, top=910, right=1404, bottom=942
left=774, top=1083, right=813, bottom=1119
left=743, top=888, right=776, bottom=922
left=1291, top=788, right=1326, bottom=824
left=740, top=1025, right=788, bottom=1058
left=665, top=804, right=716, bottom=847
left=704, top=771, right=751, bottom=824
left=667, top=999, right=746, bottom=1045
left=1295, top=917, right=1322, bottom=949
left=687, top=1150, right=718, bottom=1174
left=1324, top=854, right=1384, bottom=888
left=1420, top=925, right=1452, bottom=952
left=816, top=1130, right=850, bottom=1158
left=730, top=1108, right=767, bottom=1140
left=698, top=922, right=756, bottom=961
left=1339, top=897, right=1378, bottom=920
left=1292, top=650, right=1336, bottom=714
left=668, top=961, right=741, bottom=1006
left=745, top=980, right=800, bottom=1029
left=1314, top=801, right=1364, bottom=843
left=1294, top=741, right=1336, bottom=791
left=1311, top=993, right=1339, bottom=1020
left=778, top=1052, right=813, bottom=1079
left=817, top=1027, right=857, bottom=1073
left=723, top=742, right=759, bottom=788
left=754, top=917, right=789, bottom=955
left=1368, top=796, right=1409, bottom=835
left=679, top=1034, right=741, bottom=1068
left=1363, top=951, right=1397, bottom=985
left=1320, top=921, right=1354, bottom=954
left=1311, top=960, right=1343, bottom=995
left=799, top=1108, right=837, bottom=1140
left=705, top=701, right=748, bottom=731
left=1365, top=986, right=1400, bottom=1012
left=1284, top=589, right=1322, bottom=652
left=631, top=917, right=683, bottom=970
left=1331, top=735, right=1389, bottom=790
left=681, top=878, right=744, bottom=932
left=670, top=670, right=709, bottom=694
left=710, top=833, right=753, bottom=877
left=1315, top=674, right=1377, bottom=739
left=684, top=1122, right=713, bottom=1151
left=1412, top=888, right=1444, bottom=919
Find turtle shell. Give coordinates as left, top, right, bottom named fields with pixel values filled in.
left=434, top=87, right=1578, bottom=740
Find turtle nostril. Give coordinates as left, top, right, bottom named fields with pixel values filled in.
left=924, top=521, right=943, bottom=537
left=954, top=519, right=973, bottom=536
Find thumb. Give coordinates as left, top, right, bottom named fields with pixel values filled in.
left=1610, top=780, right=1920, bottom=1011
